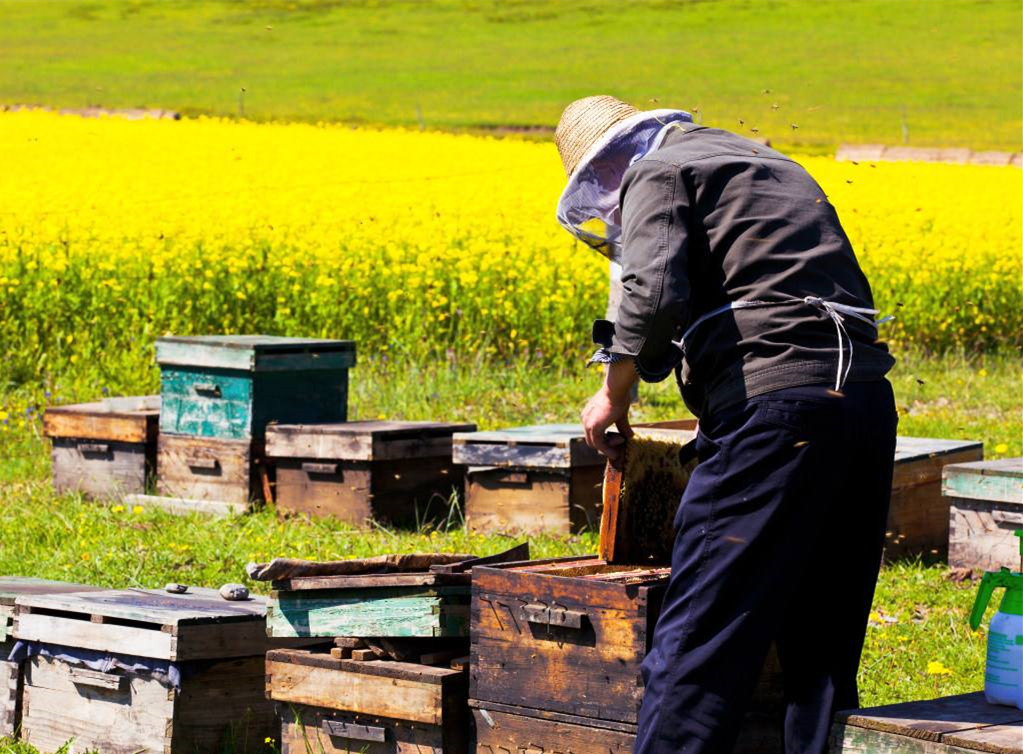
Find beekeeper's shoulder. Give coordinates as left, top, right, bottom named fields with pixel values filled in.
left=642, top=125, right=797, bottom=169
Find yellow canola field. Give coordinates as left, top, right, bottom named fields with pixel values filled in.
left=0, top=110, right=1019, bottom=387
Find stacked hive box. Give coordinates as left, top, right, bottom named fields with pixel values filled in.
left=12, top=586, right=281, bottom=754
left=887, top=437, right=983, bottom=559
left=945, top=458, right=1023, bottom=571
left=265, top=420, right=475, bottom=525
left=266, top=569, right=474, bottom=753
left=470, top=557, right=784, bottom=754
left=0, top=578, right=102, bottom=739
left=153, top=335, right=356, bottom=513
left=453, top=424, right=606, bottom=535
left=43, top=396, right=160, bottom=498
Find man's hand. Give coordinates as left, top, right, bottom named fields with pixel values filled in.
left=582, top=358, right=638, bottom=464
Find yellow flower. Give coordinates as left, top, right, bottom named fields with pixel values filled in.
left=111, top=505, right=125, bottom=513
left=132, top=505, right=144, bottom=514
left=995, top=443, right=1009, bottom=454
left=926, top=661, right=953, bottom=676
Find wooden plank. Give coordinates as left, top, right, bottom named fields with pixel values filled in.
left=944, top=459, right=1023, bottom=504
left=17, top=586, right=266, bottom=624
left=124, top=493, right=250, bottom=517
left=279, top=703, right=454, bottom=754
left=160, top=367, right=255, bottom=439
left=949, top=499, right=1023, bottom=571
left=156, top=434, right=259, bottom=504
left=830, top=723, right=982, bottom=753
left=0, top=578, right=102, bottom=608
left=14, top=613, right=175, bottom=658
left=273, top=573, right=471, bottom=591
left=43, top=397, right=159, bottom=443
left=473, top=706, right=636, bottom=753
left=0, top=659, right=19, bottom=738
left=465, top=468, right=574, bottom=534
left=267, top=589, right=469, bottom=638
left=265, top=421, right=475, bottom=461
left=156, top=335, right=355, bottom=371
left=266, top=658, right=450, bottom=724
left=944, top=723, right=1023, bottom=753
left=452, top=424, right=602, bottom=468
left=837, top=693, right=1023, bottom=741
left=51, top=439, right=150, bottom=499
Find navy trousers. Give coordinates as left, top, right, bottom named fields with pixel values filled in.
left=635, top=380, right=898, bottom=754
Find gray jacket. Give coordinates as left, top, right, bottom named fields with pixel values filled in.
left=604, top=125, right=895, bottom=417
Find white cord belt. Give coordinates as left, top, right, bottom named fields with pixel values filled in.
left=671, top=297, right=894, bottom=391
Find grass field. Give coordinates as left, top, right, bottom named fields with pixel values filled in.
left=0, top=0, right=1020, bottom=152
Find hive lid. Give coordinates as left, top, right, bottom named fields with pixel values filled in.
left=14, top=587, right=269, bottom=662
left=894, top=436, right=983, bottom=463
left=943, top=458, right=1023, bottom=504
left=156, top=335, right=356, bottom=372
left=0, top=578, right=103, bottom=608
left=451, top=424, right=602, bottom=468
left=43, top=396, right=160, bottom=443
left=266, top=420, right=477, bottom=461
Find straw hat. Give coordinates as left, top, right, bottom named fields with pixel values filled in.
left=555, top=95, right=641, bottom=177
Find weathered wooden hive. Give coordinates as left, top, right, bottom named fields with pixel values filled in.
left=0, top=578, right=102, bottom=740
left=452, top=424, right=606, bottom=535
left=43, top=396, right=160, bottom=498
left=12, top=586, right=279, bottom=754
left=469, top=557, right=784, bottom=753
left=266, top=647, right=470, bottom=754
left=945, top=457, right=1023, bottom=571
left=153, top=335, right=356, bottom=512
left=888, top=436, right=983, bottom=559
left=265, top=420, right=475, bottom=525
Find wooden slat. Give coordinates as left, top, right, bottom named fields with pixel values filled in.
left=949, top=499, right=1023, bottom=571
left=15, top=613, right=174, bottom=658
left=279, top=702, right=452, bottom=754
left=0, top=659, right=19, bottom=739
left=272, top=573, right=471, bottom=591
left=944, top=459, right=1023, bottom=504
left=266, top=658, right=449, bottom=724
left=51, top=439, right=150, bottom=499
left=265, top=421, right=476, bottom=461
left=894, top=438, right=984, bottom=464
left=472, top=706, right=635, bottom=753
left=156, top=336, right=355, bottom=371
left=830, top=723, right=980, bottom=753
left=944, top=723, right=1023, bottom=754
left=0, top=578, right=102, bottom=608
left=268, top=589, right=469, bottom=639
left=43, top=397, right=159, bottom=443
left=452, top=424, right=602, bottom=468
left=17, top=586, right=265, bottom=624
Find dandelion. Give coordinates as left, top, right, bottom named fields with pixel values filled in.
left=111, top=505, right=125, bottom=513
left=132, top=505, right=144, bottom=514
left=927, top=661, right=953, bottom=676
left=995, top=443, right=1009, bottom=454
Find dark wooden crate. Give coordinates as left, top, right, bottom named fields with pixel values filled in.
left=469, top=556, right=783, bottom=737
left=268, top=648, right=469, bottom=754
left=266, top=421, right=475, bottom=525
left=156, top=335, right=356, bottom=441
left=453, top=425, right=605, bottom=535
left=886, top=437, right=983, bottom=559
left=156, top=434, right=267, bottom=508
left=946, top=458, right=1023, bottom=571
left=0, top=578, right=103, bottom=739
left=44, top=396, right=160, bottom=498
left=267, top=572, right=472, bottom=639
left=830, top=692, right=1023, bottom=753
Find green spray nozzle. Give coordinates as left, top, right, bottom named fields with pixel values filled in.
left=970, top=568, right=1023, bottom=630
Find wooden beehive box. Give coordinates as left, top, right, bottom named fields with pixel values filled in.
left=0, top=578, right=102, bottom=739
left=830, top=692, right=1023, bottom=753
left=267, top=647, right=470, bottom=753
left=887, top=437, right=983, bottom=559
left=152, top=335, right=355, bottom=513
left=946, top=458, right=1023, bottom=571
left=470, top=556, right=783, bottom=752
left=43, top=396, right=160, bottom=498
left=453, top=424, right=605, bottom=535
left=265, top=420, right=475, bottom=525
left=156, top=335, right=357, bottom=441
left=267, top=571, right=472, bottom=639
left=13, top=587, right=279, bottom=754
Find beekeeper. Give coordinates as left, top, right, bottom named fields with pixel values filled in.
left=556, top=95, right=898, bottom=754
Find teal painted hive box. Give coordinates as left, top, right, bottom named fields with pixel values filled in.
left=156, top=336, right=356, bottom=440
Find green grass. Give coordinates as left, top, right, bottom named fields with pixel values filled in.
left=0, top=0, right=1020, bottom=152
left=0, top=350, right=1018, bottom=722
